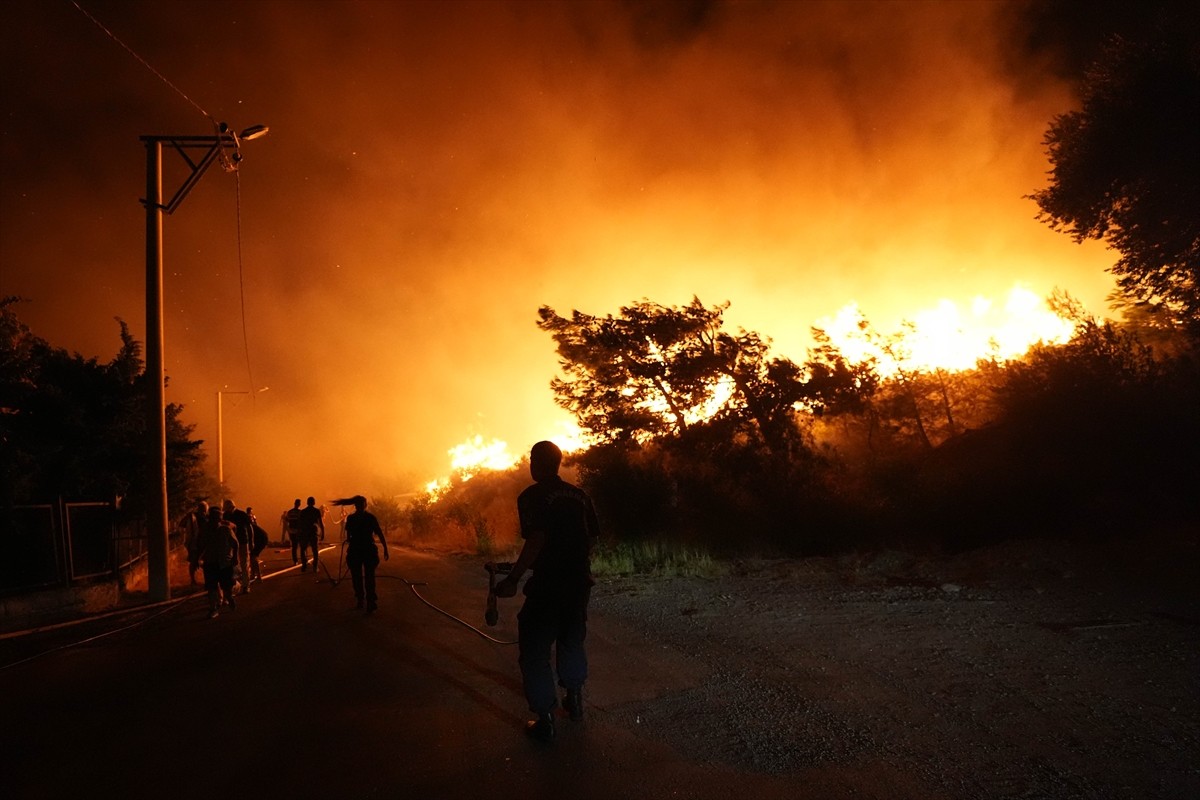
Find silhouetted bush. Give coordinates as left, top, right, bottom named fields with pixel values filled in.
left=892, top=324, right=1200, bottom=549
left=410, top=316, right=1197, bottom=561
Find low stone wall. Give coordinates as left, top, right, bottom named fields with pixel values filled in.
left=0, top=580, right=121, bottom=633
left=0, top=550, right=160, bottom=634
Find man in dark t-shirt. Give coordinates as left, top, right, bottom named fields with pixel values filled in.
left=298, top=496, right=325, bottom=573
left=494, top=440, right=600, bottom=742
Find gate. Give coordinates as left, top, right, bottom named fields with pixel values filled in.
left=0, top=499, right=128, bottom=594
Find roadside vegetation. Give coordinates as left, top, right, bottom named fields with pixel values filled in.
left=0, top=298, right=207, bottom=526
left=395, top=290, right=1198, bottom=568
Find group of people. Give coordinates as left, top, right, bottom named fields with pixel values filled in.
left=280, top=497, right=326, bottom=573
left=279, top=494, right=391, bottom=612
left=180, top=492, right=392, bottom=618
left=176, top=439, right=599, bottom=744
left=180, top=499, right=269, bottom=618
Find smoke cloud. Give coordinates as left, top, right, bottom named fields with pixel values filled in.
left=1, top=1, right=1118, bottom=513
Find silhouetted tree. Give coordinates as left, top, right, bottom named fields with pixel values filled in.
left=0, top=298, right=205, bottom=519
left=707, top=328, right=813, bottom=458
left=537, top=299, right=723, bottom=442
left=809, top=314, right=968, bottom=452
left=1029, top=8, right=1200, bottom=337
left=538, top=297, right=820, bottom=456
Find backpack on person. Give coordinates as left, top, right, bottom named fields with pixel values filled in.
left=202, top=523, right=238, bottom=569
left=253, top=523, right=269, bottom=554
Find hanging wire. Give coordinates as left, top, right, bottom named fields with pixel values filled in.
left=234, top=171, right=258, bottom=397
left=70, top=0, right=213, bottom=125
left=71, top=0, right=259, bottom=396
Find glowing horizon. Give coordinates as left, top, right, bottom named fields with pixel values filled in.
left=420, top=283, right=1081, bottom=493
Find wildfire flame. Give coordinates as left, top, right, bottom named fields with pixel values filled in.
left=422, top=423, right=590, bottom=499
left=817, top=284, right=1074, bottom=376
left=421, top=285, right=1073, bottom=499
left=449, top=436, right=516, bottom=476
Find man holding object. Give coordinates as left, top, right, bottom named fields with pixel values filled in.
left=494, top=440, right=601, bottom=742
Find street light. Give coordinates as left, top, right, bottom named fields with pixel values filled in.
left=141, top=122, right=268, bottom=602
left=217, top=386, right=269, bottom=492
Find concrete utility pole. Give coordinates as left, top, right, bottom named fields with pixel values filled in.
left=140, top=124, right=268, bottom=602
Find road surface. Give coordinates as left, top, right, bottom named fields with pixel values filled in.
left=0, top=545, right=805, bottom=800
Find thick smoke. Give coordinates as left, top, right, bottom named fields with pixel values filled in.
left=1, top=1, right=1119, bottom=513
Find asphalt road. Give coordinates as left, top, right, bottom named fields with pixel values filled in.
left=0, top=546, right=807, bottom=800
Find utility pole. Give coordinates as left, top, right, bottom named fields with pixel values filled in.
left=141, top=124, right=268, bottom=602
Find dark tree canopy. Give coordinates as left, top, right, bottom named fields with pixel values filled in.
left=536, top=298, right=726, bottom=443
left=0, top=297, right=205, bottom=517
left=537, top=297, right=876, bottom=460
left=1029, top=8, right=1200, bottom=336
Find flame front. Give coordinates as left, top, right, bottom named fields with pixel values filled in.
left=449, top=436, right=517, bottom=476
left=423, top=423, right=590, bottom=499
left=818, top=284, right=1073, bottom=376
left=421, top=285, right=1073, bottom=499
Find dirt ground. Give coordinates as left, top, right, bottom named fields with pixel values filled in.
left=586, top=531, right=1200, bottom=799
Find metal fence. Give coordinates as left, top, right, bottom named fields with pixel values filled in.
left=0, top=499, right=142, bottom=595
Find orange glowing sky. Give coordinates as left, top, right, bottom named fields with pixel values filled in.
left=1, top=1, right=1122, bottom=513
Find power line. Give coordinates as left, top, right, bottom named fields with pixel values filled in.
left=71, top=0, right=261, bottom=399
left=69, top=0, right=213, bottom=124
left=234, top=172, right=258, bottom=401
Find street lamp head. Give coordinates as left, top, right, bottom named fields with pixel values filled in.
left=239, top=124, right=269, bottom=141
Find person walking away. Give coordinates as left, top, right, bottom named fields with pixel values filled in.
left=197, top=506, right=239, bottom=618
left=298, top=496, right=325, bottom=573
left=222, top=499, right=254, bottom=594
left=182, top=500, right=208, bottom=584
left=247, top=506, right=267, bottom=582
left=283, top=499, right=302, bottom=564
left=493, top=440, right=600, bottom=742
left=333, top=495, right=389, bottom=612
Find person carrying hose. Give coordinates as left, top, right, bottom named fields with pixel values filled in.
left=332, top=495, right=389, bottom=612
left=493, top=440, right=600, bottom=742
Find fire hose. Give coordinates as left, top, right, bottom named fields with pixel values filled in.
left=315, top=538, right=516, bottom=644
left=376, top=561, right=516, bottom=645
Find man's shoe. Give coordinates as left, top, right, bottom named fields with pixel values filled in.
left=524, top=713, right=555, bottom=742
left=564, top=688, right=584, bottom=721
left=208, top=608, right=219, bottom=619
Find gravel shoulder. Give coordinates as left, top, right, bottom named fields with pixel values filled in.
left=587, top=532, right=1200, bottom=799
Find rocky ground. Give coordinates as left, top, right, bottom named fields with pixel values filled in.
left=587, top=531, right=1200, bottom=799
